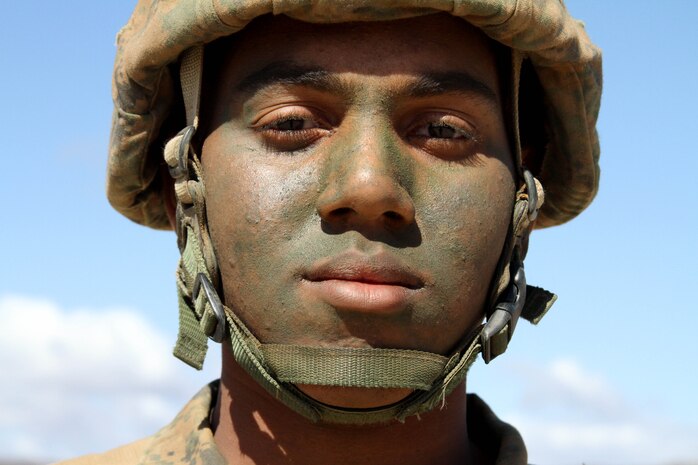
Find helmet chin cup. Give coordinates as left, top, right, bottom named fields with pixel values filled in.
left=481, top=258, right=526, bottom=364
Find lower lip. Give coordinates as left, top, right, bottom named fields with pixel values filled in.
left=304, top=279, right=415, bottom=314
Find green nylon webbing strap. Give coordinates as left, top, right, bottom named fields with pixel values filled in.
left=173, top=222, right=213, bottom=370
left=225, top=307, right=483, bottom=424
left=262, top=345, right=449, bottom=390
left=173, top=282, right=209, bottom=370
left=223, top=310, right=323, bottom=421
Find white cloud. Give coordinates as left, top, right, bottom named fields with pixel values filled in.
left=0, top=294, right=220, bottom=462
left=479, top=357, right=698, bottom=465
left=512, top=414, right=698, bottom=465
left=508, top=357, right=630, bottom=421
left=3, top=294, right=697, bottom=465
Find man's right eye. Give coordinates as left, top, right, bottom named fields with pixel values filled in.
left=263, top=116, right=318, bottom=131
left=275, top=118, right=305, bottom=131
left=253, top=109, right=332, bottom=153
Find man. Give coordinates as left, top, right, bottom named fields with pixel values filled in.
left=64, top=1, right=601, bottom=464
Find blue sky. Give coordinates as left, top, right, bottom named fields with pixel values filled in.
left=1, top=1, right=697, bottom=464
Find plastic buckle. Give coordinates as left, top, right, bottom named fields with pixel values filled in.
left=481, top=263, right=527, bottom=364
left=168, top=125, right=196, bottom=180
left=192, top=273, right=226, bottom=343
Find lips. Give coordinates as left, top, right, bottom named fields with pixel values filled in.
left=302, top=251, right=425, bottom=314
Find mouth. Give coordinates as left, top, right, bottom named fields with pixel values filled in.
left=301, top=251, right=425, bottom=314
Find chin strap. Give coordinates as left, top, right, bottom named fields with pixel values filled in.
left=163, top=46, right=556, bottom=425
left=167, top=186, right=554, bottom=424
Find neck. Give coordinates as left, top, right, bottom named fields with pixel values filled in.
left=212, top=345, right=479, bottom=465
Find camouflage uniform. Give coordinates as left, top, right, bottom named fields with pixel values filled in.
left=57, top=382, right=528, bottom=465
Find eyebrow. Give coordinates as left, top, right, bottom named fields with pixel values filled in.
left=235, top=61, right=345, bottom=95
left=235, top=61, right=499, bottom=106
left=409, top=72, right=499, bottom=106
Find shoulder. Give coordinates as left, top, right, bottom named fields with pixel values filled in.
left=467, top=393, right=528, bottom=465
left=52, top=436, right=152, bottom=465
left=52, top=382, right=221, bottom=465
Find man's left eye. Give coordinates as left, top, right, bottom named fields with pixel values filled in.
left=410, top=120, right=474, bottom=141
left=427, top=123, right=460, bottom=139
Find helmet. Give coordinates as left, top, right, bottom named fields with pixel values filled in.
left=108, top=0, right=601, bottom=230
left=107, top=0, right=602, bottom=424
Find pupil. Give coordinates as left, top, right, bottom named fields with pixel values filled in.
left=428, top=124, right=455, bottom=139
left=279, top=119, right=304, bottom=131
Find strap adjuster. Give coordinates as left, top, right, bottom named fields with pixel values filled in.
left=523, top=170, right=539, bottom=221
left=168, top=125, right=196, bottom=180
left=193, top=273, right=226, bottom=343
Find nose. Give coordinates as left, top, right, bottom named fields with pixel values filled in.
left=316, top=127, right=416, bottom=230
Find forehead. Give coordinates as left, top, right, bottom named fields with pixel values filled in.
left=206, top=13, right=503, bottom=95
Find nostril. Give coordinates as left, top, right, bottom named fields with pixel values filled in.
left=316, top=181, right=416, bottom=227
left=384, top=211, right=402, bottom=221
left=329, top=207, right=353, bottom=218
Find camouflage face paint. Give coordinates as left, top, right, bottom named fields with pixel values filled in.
left=201, top=14, right=515, bottom=408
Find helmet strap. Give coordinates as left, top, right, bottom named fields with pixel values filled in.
left=479, top=50, right=559, bottom=363
left=163, top=45, right=556, bottom=424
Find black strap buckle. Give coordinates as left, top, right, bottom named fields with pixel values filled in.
left=481, top=261, right=527, bottom=364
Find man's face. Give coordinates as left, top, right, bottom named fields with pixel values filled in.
left=201, top=14, right=514, bottom=406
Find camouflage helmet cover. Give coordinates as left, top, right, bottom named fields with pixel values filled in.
left=108, top=0, right=602, bottom=230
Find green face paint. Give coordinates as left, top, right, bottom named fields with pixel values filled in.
left=200, top=14, right=515, bottom=410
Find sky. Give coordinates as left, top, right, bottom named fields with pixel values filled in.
left=1, top=1, right=697, bottom=464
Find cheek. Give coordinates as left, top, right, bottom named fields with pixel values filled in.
left=201, top=129, right=320, bottom=306
left=417, top=158, right=513, bottom=254
left=410, top=158, right=514, bottom=341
